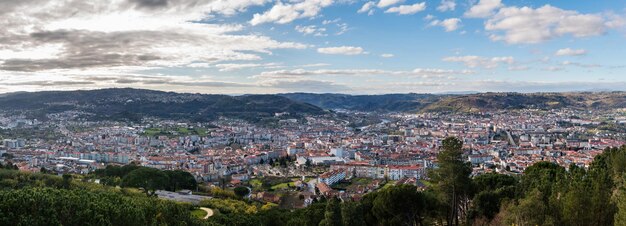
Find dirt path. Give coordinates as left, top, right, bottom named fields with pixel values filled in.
left=199, top=207, right=214, bottom=219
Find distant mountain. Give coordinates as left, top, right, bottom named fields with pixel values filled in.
left=280, top=92, right=626, bottom=112
left=278, top=93, right=448, bottom=112
left=0, top=88, right=325, bottom=122
left=421, top=92, right=626, bottom=112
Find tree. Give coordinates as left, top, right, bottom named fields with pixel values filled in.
left=372, top=184, right=426, bottom=226
left=505, top=189, right=555, bottom=226
left=341, top=202, right=365, bottom=226
left=234, top=186, right=250, bottom=198
left=429, top=137, right=473, bottom=226
left=470, top=173, right=517, bottom=222
left=164, top=170, right=197, bottom=191
left=319, top=197, right=342, bottom=226
left=121, top=167, right=169, bottom=196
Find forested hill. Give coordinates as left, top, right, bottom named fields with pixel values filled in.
left=0, top=88, right=326, bottom=122
left=278, top=93, right=447, bottom=112
left=280, top=92, right=626, bottom=112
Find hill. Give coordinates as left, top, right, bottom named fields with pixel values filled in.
left=278, top=93, right=447, bottom=112
left=0, top=88, right=326, bottom=122
left=280, top=92, right=626, bottom=112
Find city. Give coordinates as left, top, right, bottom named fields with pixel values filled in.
left=1, top=0, right=626, bottom=225
left=2, top=99, right=626, bottom=210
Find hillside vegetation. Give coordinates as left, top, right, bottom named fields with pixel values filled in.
left=0, top=88, right=325, bottom=122
left=281, top=92, right=626, bottom=112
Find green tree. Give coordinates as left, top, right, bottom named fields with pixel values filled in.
left=121, top=167, right=169, bottom=196
left=372, top=184, right=426, bottom=226
left=505, top=189, right=556, bottom=226
left=341, top=201, right=365, bottom=226
left=319, top=197, right=342, bottom=226
left=234, top=186, right=250, bottom=198
left=164, top=170, right=197, bottom=191
left=429, top=137, right=473, bottom=226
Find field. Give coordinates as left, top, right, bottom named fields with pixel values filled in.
left=191, top=209, right=208, bottom=219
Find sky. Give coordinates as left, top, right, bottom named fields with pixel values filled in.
left=0, top=0, right=625, bottom=94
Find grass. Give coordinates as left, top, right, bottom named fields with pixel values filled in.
left=270, top=182, right=295, bottom=190
left=250, top=179, right=262, bottom=188
left=191, top=209, right=208, bottom=219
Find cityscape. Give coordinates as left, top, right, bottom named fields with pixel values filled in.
left=1, top=0, right=626, bottom=225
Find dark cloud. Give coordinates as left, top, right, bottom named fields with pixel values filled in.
left=130, top=0, right=169, bottom=9
left=0, top=30, right=169, bottom=71
left=1, top=81, right=95, bottom=87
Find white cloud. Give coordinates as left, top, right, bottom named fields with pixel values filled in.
left=377, top=0, right=404, bottom=8
left=381, top=53, right=394, bottom=58
left=385, top=2, right=426, bottom=15
left=430, top=18, right=462, bottom=32
left=249, top=0, right=334, bottom=25
left=357, top=1, right=376, bottom=15
left=254, top=68, right=474, bottom=79
left=464, top=0, right=503, bottom=18
left=543, top=66, right=564, bottom=71
left=295, top=25, right=327, bottom=36
left=508, top=65, right=530, bottom=71
left=561, top=61, right=600, bottom=68
left=317, top=46, right=366, bottom=55
left=443, top=55, right=514, bottom=68
left=486, top=5, right=607, bottom=44
left=437, top=0, right=456, bottom=12
left=214, top=63, right=282, bottom=72
left=555, top=48, right=587, bottom=56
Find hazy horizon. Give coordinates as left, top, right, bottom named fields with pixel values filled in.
left=1, top=0, right=625, bottom=94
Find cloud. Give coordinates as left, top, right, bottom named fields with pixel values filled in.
left=560, top=61, right=601, bottom=68
left=508, top=65, right=530, bottom=71
left=377, top=0, right=404, bottom=8
left=464, top=0, right=503, bottom=18
left=254, top=68, right=474, bottom=79
left=486, top=5, right=607, bottom=44
left=443, top=55, right=514, bottom=68
left=214, top=63, right=282, bottom=72
left=437, top=0, right=456, bottom=12
left=0, top=1, right=308, bottom=72
left=317, top=46, right=366, bottom=55
left=130, top=0, right=169, bottom=9
left=0, top=80, right=96, bottom=87
left=385, top=2, right=426, bottom=15
left=430, top=18, right=462, bottom=32
left=543, top=66, right=564, bottom=71
left=555, top=48, right=587, bottom=56
left=250, top=0, right=334, bottom=25
left=357, top=1, right=376, bottom=15
left=381, top=53, right=394, bottom=58
left=260, top=79, right=350, bottom=92
left=295, top=25, right=327, bottom=36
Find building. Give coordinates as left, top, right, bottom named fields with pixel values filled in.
left=318, top=169, right=346, bottom=185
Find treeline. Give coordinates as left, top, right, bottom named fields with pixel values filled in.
left=203, top=138, right=626, bottom=226
left=0, top=168, right=207, bottom=226
left=92, top=164, right=197, bottom=195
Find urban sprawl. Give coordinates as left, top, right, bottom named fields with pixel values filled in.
left=2, top=108, right=626, bottom=207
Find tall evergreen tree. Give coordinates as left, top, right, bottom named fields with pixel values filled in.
left=429, top=137, right=473, bottom=226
